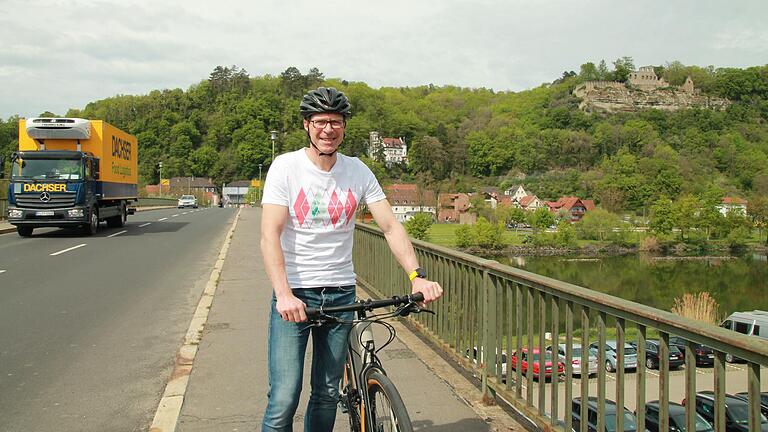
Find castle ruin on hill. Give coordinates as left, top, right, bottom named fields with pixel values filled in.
left=573, top=66, right=728, bottom=113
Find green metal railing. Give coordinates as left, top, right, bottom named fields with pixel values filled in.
left=354, top=223, right=768, bottom=432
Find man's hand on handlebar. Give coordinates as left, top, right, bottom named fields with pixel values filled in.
left=410, top=277, right=443, bottom=304
left=276, top=292, right=308, bottom=322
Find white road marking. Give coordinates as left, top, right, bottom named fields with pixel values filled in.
left=158, top=217, right=168, bottom=221
left=139, top=223, right=151, bottom=227
left=171, top=214, right=179, bottom=218
left=50, top=244, right=87, bottom=256
left=107, top=230, right=127, bottom=238
left=0, top=270, right=6, bottom=274
left=182, top=212, right=188, bottom=215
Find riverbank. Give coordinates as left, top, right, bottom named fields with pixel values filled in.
left=461, top=242, right=768, bottom=258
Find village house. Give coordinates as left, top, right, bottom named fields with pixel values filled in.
left=383, top=184, right=436, bottom=222
left=438, top=193, right=475, bottom=224
left=503, top=185, right=529, bottom=201
left=516, top=195, right=546, bottom=211
left=546, top=196, right=596, bottom=222
left=368, top=131, right=408, bottom=166
left=718, top=197, right=748, bottom=216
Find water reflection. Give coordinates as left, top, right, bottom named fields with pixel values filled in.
left=500, top=253, right=768, bottom=316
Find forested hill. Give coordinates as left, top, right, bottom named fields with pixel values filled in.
left=1, top=60, right=767, bottom=213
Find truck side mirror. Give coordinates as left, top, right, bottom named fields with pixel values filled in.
left=93, top=159, right=100, bottom=179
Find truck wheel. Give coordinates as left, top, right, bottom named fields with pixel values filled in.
left=83, top=208, right=99, bottom=235
left=107, top=203, right=126, bottom=228
left=17, top=226, right=33, bottom=237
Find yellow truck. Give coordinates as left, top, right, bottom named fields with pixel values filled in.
left=6, top=118, right=138, bottom=236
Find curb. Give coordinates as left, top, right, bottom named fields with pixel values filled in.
left=149, top=208, right=241, bottom=432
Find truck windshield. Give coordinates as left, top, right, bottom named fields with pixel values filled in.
left=12, top=158, right=83, bottom=180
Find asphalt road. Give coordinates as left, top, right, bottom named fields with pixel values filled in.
left=0, top=207, right=237, bottom=432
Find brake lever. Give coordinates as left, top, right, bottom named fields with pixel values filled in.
left=399, top=302, right=435, bottom=317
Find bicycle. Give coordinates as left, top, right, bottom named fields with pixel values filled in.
left=305, top=292, right=431, bottom=432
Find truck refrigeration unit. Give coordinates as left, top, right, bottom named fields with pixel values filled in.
left=6, top=118, right=139, bottom=237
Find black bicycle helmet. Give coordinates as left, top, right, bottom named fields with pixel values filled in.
left=300, top=87, right=352, bottom=119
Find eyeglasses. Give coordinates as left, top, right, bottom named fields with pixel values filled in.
left=310, top=119, right=345, bottom=130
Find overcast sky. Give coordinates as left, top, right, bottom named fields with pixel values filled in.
left=1, top=0, right=766, bottom=119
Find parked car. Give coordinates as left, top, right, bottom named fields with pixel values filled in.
left=640, top=400, right=713, bottom=432
left=548, top=343, right=599, bottom=377
left=466, top=347, right=507, bottom=380
left=668, top=336, right=715, bottom=366
left=509, top=348, right=564, bottom=380
left=633, top=340, right=685, bottom=370
left=734, top=391, right=768, bottom=418
left=589, top=340, right=638, bottom=372
left=178, top=194, right=198, bottom=209
left=572, top=396, right=639, bottom=432
left=682, top=391, right=768, bottom=431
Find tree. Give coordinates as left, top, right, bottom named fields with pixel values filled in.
left=612, top=56, right=635, bottom=82
left=555, top=220, right=577, bottom=247
left=528, top=208, right=555, bottom=234
left=455, top=224, right=475, bottom=248
left=404, top=213, right=433, bottom=241
left=748, top=196, right=768, bottom=244
left=650, top=196, right=675, bottom=235
left=578, top=207, right=621, bottom=241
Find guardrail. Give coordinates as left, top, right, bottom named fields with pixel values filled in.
left=354, top=223, right=768, bottom=432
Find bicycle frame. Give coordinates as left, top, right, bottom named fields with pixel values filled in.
left=345, top=311, right=387, bottom=432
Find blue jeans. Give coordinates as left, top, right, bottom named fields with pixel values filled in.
left=262, top=286, right=355, bottom=432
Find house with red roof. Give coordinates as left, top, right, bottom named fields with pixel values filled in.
left=383, top=184, right=436, bottom=222
left=718, top=197, right=748, bottom=216
left=368, top=132, right=408, bottom=166
left=546, top=196, right=596, bottom=222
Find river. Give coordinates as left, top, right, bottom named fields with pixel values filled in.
left=498, top=253, right=768, bottom=317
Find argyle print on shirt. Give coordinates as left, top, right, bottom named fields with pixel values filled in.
left=293, top=187, right=357, bottom=229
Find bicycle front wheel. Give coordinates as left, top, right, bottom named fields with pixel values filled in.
left=365, top=371, right=413, bottom=432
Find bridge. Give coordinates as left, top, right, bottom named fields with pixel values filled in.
left=354, top=223, right=768, bottom=432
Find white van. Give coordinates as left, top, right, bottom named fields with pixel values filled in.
left=720, top=310, right=768, bottom=339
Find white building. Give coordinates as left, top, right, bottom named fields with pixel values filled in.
left=369, top=131, right=408, bottom=166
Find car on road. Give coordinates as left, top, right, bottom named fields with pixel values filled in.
left=640, top=400, right=713, bottom=432
left=633, top=340, right=685, bottom=370
left=548, top=343, right=599, bottom=377
left=683, top=391, right=768, bottom=431
left=572, top=396, right=639, bottom=432
left=178, top=195, right=198, bottom=209
left=510, top=348, right=564, bottom=381
left=668, top=336, right=714, bottom=366
left=589, top=340, right=638, bottom=373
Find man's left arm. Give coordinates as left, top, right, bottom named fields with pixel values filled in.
left=368, top=199, right=443, bottom=303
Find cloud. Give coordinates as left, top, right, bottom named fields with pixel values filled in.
left=1, top=0, right=766, bottom=118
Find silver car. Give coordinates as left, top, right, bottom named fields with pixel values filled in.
left=550, top=343, right=599, bottom=376
left=589, top=340, right=638, bottom=372
left=178, top=195, right=198, bottom=209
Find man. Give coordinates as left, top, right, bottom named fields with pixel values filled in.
left=260, top=87, right=443, bottom=431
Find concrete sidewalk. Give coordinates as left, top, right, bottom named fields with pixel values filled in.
left=176, top=207, right=521, bottom=431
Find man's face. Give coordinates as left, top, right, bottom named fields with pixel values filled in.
left=304, top=113, right=345, bottom=153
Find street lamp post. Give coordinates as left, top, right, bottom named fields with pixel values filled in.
left=258, top=163, right=263, bottom=201
left=270, top=130, right=278, bottom=163
left=158, top=161, right=163, bottom=196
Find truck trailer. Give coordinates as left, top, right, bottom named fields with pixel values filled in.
left=6, top=118, right=138, bottom=237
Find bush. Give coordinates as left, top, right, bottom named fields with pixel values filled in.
left=555, top=221, right=577, bottom=247
left=455, top=224, right=475, bottom=248
left=671, top=292, right=721, bottom=325
left=404, top=212, right=433, bottom=241
left=475, top=217, right=505, bottom=249
left=726, top=226, right=750, bottom=250
left=639, top=236, right=660, bottom=252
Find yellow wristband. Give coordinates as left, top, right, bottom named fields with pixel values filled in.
left=408, top=270, right=419, bottom=282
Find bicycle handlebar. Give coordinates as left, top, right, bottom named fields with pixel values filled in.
left=305, top=292, right=425, bottom=318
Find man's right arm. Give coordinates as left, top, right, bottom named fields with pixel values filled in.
left=260, top=203, right=307, bottom=322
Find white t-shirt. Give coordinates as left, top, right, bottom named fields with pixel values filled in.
left=261, top=149, right=386, bottom=288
